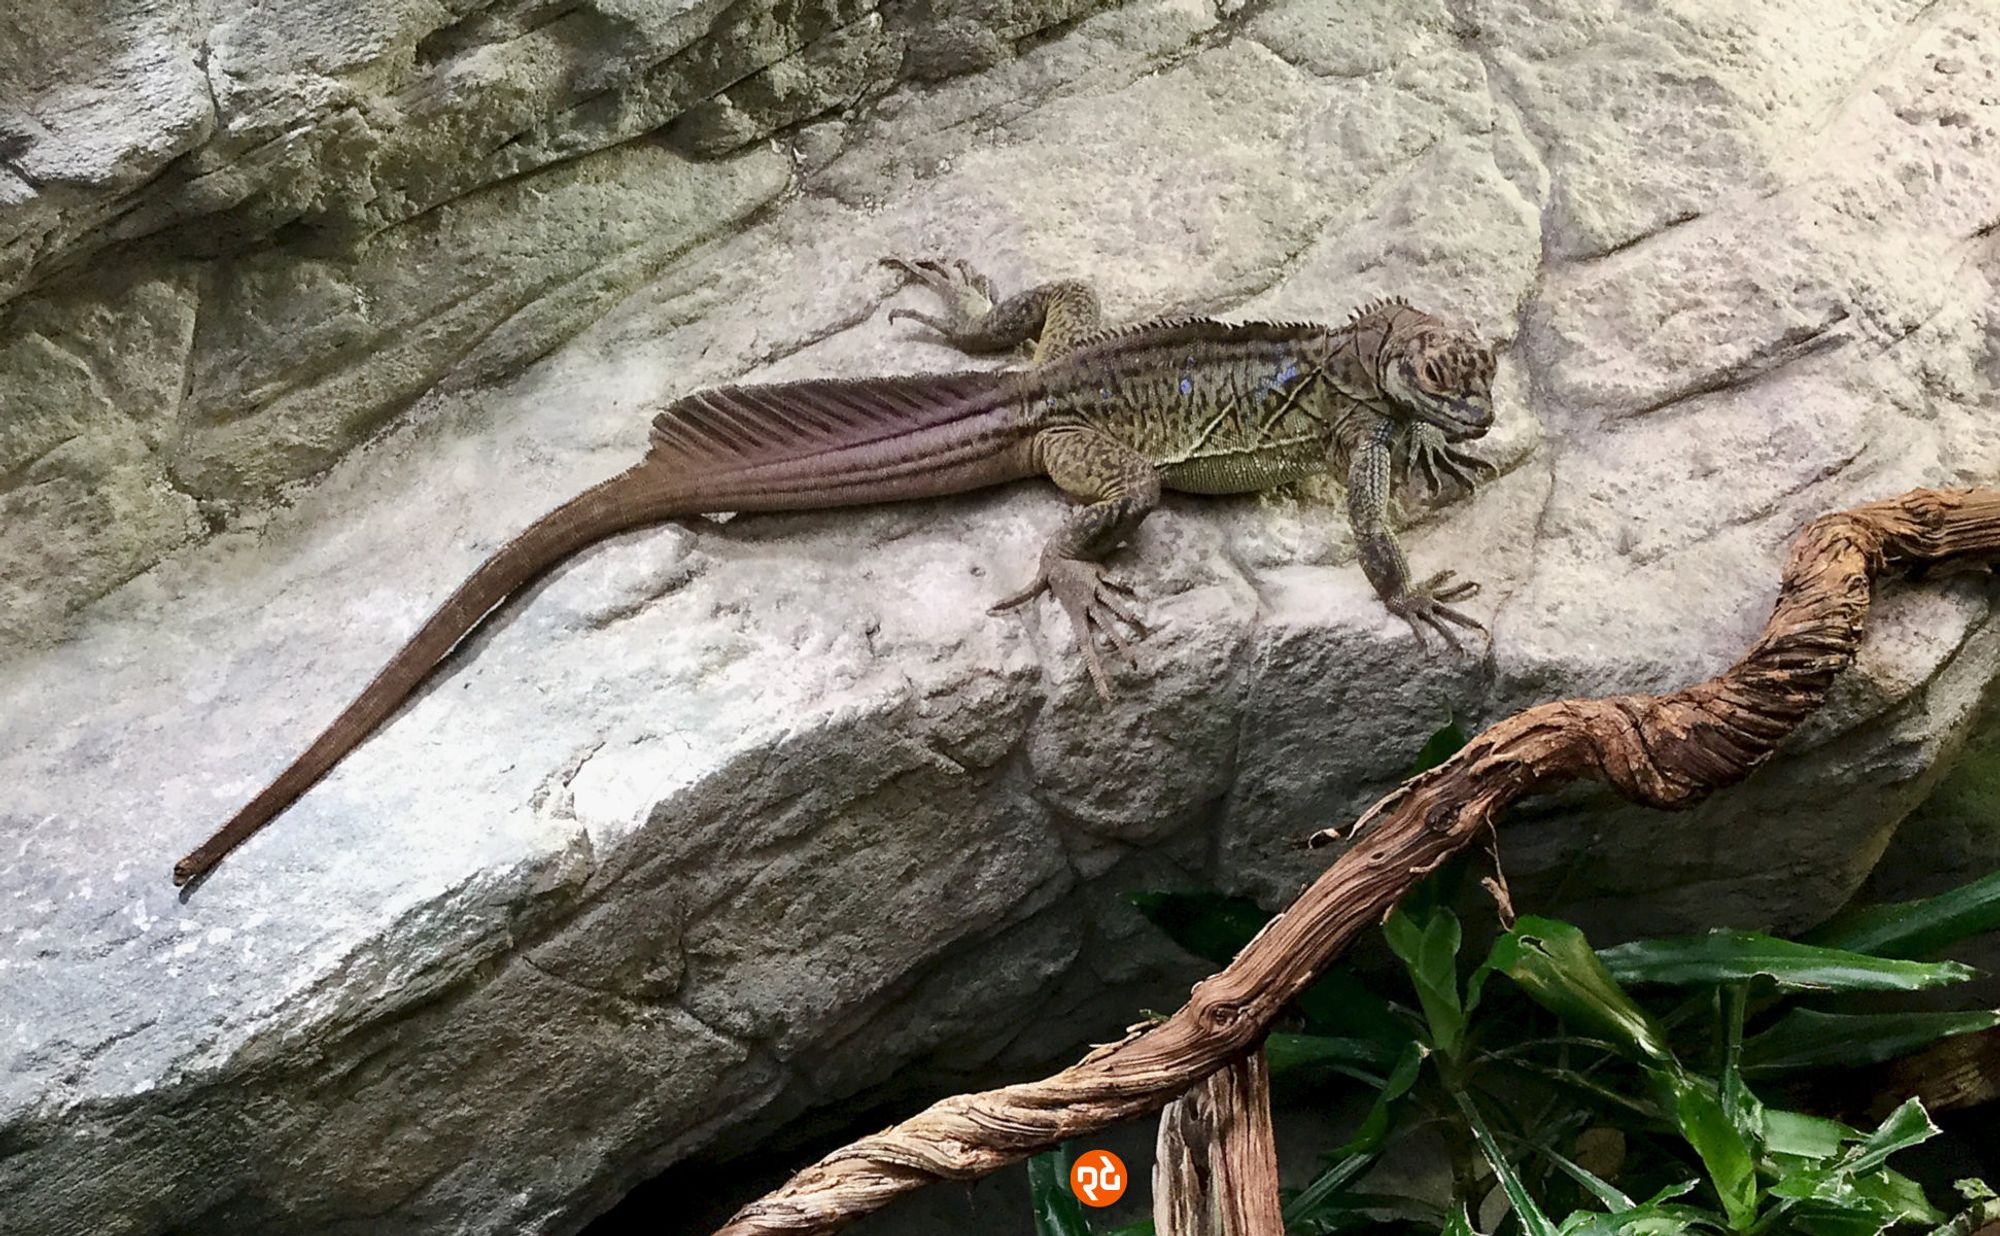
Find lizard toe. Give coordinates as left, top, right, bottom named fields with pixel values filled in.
left=1039, top=559, right=1146, bottom=697
left=990, top=573, right=1048, bottom=614
left=880, top=256, right=929, bottom=285
left=1399, top=611, right=1434, bottom=655
left=1094, top=610, right=1136, bottom=662
left=1077, top=636, right=1116, bottom=702
left=1092, top=588, right=1147, bottom=642
left=1420, top=611, right=1468, bottom=655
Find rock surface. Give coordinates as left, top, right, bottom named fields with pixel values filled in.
left=3, top=0, right=1999, bottom=1233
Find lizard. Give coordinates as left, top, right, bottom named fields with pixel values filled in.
left=171, top=255, right=1499, bottom=887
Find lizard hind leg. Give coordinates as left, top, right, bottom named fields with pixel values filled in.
left=882, top=257, right=1102, bottom=364
left=993, top=426, right=1161, bottom=700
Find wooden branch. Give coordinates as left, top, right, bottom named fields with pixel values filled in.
left=1154, top=1048, right=1284, bottom=1236
left=715, top=488, right=2000, bottom=1236
left=1875, top=1026, right=2000, bottom=1118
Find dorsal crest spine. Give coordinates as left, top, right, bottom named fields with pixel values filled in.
left=1347, top=296, right=1412, bottom=325
left=1064, top=316, right=1326, bottom=357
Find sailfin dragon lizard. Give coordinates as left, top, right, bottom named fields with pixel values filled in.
left=172, top=256, right=1498, bottom=886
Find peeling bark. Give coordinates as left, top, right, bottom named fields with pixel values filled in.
left=713, top=487, right=2000, bottom=1236
left=1153, top=1048, right=1284, bottom=1236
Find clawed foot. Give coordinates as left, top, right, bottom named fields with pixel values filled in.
left=1387, top=570, right=1486, bottom=655
left=1409, top=431, right=1497, bottom=504
left=991, top=559, right=1148, bottom=701
left=881, top=255, right=996, bottom=338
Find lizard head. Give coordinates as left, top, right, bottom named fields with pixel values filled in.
left=1367, top=305, right=1497, bottom=442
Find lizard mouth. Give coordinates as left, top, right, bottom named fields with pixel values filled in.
left=1417, top=395, right=1493, bottom=442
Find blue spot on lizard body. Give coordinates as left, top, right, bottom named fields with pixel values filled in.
left=1178, top=376, right=1193, bottom=395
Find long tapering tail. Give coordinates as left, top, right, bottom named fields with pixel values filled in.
left=171, top=464, right=683, bottom=885
left=174, top=365, right=1030, bottom=886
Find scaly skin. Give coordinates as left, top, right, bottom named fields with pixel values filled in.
left=172, top=257, right=1498, bottom=887
left=881, top=256, right=1498, bottom=695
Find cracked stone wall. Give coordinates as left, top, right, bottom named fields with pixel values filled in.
left=2, top=0, right=1999, bottom=1234
left=0, top=0, right=1112, bottom=653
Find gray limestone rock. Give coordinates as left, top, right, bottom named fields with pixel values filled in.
left=3, top=0, right=1999, bottom=1233
left=0, top=0, right=1114, bottom=305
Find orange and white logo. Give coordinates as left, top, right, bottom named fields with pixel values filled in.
left=1069, top=1149, right=1128, bottom=1207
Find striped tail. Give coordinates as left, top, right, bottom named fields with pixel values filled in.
left=173, top=366, right=1026, bottom=886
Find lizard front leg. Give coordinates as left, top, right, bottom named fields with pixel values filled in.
left=992, top=425, right=1160, bottom=699
left=1348, top=418, right=1485, bottom=652
left=882, top=257, right=1103, bottom=364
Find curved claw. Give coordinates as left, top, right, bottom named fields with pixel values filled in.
left=881, top=257, right=961, bottom=305
left=887, top=307, right=950, bottom=332
left=991, top=560, right=1147, bottom=700
left=1389, top=571, right=1488, bottom=658
left=953, top=258, right=995, bottom=301
left=881, top=254, right=998, bottom=340
left=1410, top=437, right=1498, bottom=504
left=990, top=575, right=1045, bottom=614
left=1413, top=569, right=1481, bottom=605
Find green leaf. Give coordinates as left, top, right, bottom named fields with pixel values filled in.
left=1385, top=905, right=1466, bottom=1059
left=1718, top=983, right=1761, bottom=1147
left=1443, top=1204, right=1479, bottom=1236
left=1769, top=1102, right=1945, bottom=1234
left=1655, top=1073, right=1758, bottom=1230
left=1597, top=932, right=1979, bottom=992
left=1296, top=967, right=1420, bottom=1049
left=1808, top=869, right=2000, bottom=959
left=1638, top=1182, right=1703, bottom=1208
left=1287, top=1192, right=1449, bottom=1226
left=1772, top=1165, right=1943, bottom=1236
left=1028, top=1148, right=1093, bottom=1236
left=1266, top=1031, right=1401, bottom=1079
left=1456, top=1088, right=1563, bottom=1236
left=1489, top=918, right=1677, bottom=1065
left=1849, top=1098, right=1938, bottom=1174
left=1557, top=1203, right=1713, bottom=1236
left=1557, top=1182, right=1709, bottom=1236
left=1336, top=1041, right=1425, bottom=1159
left=1741, top=1008, right=2000, bottom=1073
left=1787, top=1203, right=1896, bottom=1236
left=1127, top=890, right=1272, bottom=966
left=1543, top=1148, right=1638, bottom=1212
left=1284, top=1153, right=1383, bottom=1231
left=1762, top=1110, right=1857, bottom=1161
left=1409, top=718, right=1472, bottom=774
left=1850, top=1167, right=1945, bottom=1225
left=1285, top=1044, right=1427, bottom=1229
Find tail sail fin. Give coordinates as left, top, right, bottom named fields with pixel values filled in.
left=175, top=368, right=1023, bottom=885
left=646, top=369, right=1023, bottom=502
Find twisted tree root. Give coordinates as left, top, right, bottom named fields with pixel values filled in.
left=715, top=488, right=2000, bottom=1236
